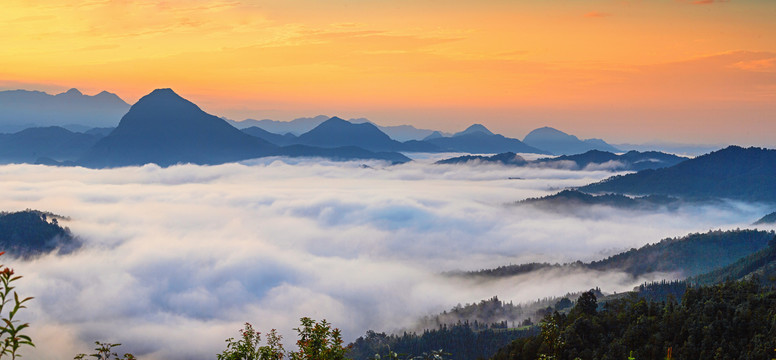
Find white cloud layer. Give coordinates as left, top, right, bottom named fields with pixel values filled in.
left=0, top=158, right=768, bottom=359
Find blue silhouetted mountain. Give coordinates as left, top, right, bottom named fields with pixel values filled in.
left=374, top=124, right=438, bottom=142
left=241, top=126, right=299, bottom=146
left=579, top=146, right=776, bottom=203
left=435, top=152, right=528, bottom=166
left=296, top=117, right=401, bottom=151
left=534, top=150, right=687, bottom=171
left=0, top=126, right=102, bottom=163
left=426, top=124, right=548, bottom=154
left=228, top=115, right=329, bottom=135
left=84, top=127, right=116, bottom=137
left=423, top=131, right=444, bottom=141
left=0, top=88, right=130, bottom=132
left=80, top=89, right=276, bottom=167
left=0, top=210, right=80, bottom=258
left=453, top=124, right=495, bottom=137
left=754, top=211, right=776, bottom=225
left=231, top=115, right=440, bottom=141
left=269, top=145, right=410, bottom=164
left=523, top=126, right=620, bottom=155
left=294, top=117, right=440, bottom=152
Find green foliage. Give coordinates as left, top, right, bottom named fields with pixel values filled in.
left=573, top=291, right=597, bottom=316
left=290, top=317, right=348, bottom=360
left=492, top=279, right=776, bottom=360
left=219, top=318, right=347, bottom=360
left=217, top=323, right=284, bottom=360
left=349, top=323, right=537, bottom=360
left=537, top=314, right=564, bottom=360
left=73, top=342, right=136, bottom=360
left=372, top=348, right=451, bottom=360
left=0, top=252, right=34, bottom=360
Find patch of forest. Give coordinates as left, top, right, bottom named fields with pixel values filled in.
left=0, top=209, right=79, bottom=257
left=492, top=279, right=776, bottom=360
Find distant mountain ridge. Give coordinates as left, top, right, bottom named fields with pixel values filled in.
left=436, top=152, right=528, bottom=166
left=0, top=88, right=130, bottom=132
left=229, top=116, right=442, bottom=141
left=0, top=126, right=102, bottom=163
left=523, top=126, right=620, bottom=155
left=426, top=124, right=548, bottom=154
left=77, top=89, right=411, bottom=167
left=436, top=150, right=686, bottom=171
left=579, top=146, right=776, bottom=203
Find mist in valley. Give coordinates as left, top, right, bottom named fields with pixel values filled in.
left=0, top=157, right=769, bottom=359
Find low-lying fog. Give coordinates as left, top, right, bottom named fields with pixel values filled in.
left=0, top=156, right=767, bottom=359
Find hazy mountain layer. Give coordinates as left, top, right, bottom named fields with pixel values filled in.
left=0, top=88, right=129, bottom=132
left=523, top=126, right=620, bottom=155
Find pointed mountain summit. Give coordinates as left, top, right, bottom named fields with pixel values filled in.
left=423, top=131, right=444, bottom=141
left=523, top=126, right=620, bottom=155
left=80, top=88, right=275, bottom=167
left=453, top=124, right=494, bottom=137
left=58, top=88, right=83, bottom=97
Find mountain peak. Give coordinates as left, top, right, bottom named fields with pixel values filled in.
left=81, top=88, right=273, bottom=167
left=62, top=88, right=83, bottom=96
left=146, top=88, right=180, bottom=98
left=527, top=126, right=569, bottom=137
left=454, top=124, right=494, bottom=137
left=325, top=116, right=348, bottom=123
left=523, top=126, right=619, bottom=155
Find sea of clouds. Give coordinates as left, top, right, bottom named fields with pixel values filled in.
left=0, top=156, right=768, bottom=359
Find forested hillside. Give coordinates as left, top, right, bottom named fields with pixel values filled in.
left=349, top=324, right=538, bottom=360
left=492, top=280, right=776, bottom=360
left=0, top=210, right=79, bottom=257
left=579, top=146, right=776, bottom=203
left=588, top=229, right=775, bottom=277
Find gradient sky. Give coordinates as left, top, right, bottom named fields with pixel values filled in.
left=2, top=0, right=775, bottom=144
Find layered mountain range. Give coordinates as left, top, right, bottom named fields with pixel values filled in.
left=0, top=87, right=630, bottom=167
left=2, top=87, right=773, bottom=173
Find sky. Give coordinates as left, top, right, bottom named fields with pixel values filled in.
left=2, top=0, right=776, bottom=144
left=2, top=158, right=771, bottom=359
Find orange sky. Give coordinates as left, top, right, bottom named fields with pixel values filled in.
left=2, top=0, right=775, bottom=144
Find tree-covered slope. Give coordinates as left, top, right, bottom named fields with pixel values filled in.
left=460, top=230, right=775, bottom=280
left=690, top=235, right=776, bottom=286
left=491, top=280, right=776, bottom=360
left=588, top=229, right=774, bottom=277
left=754, top=211, right=776, bottom=225
left=0, top=210, right=79, bottom=257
